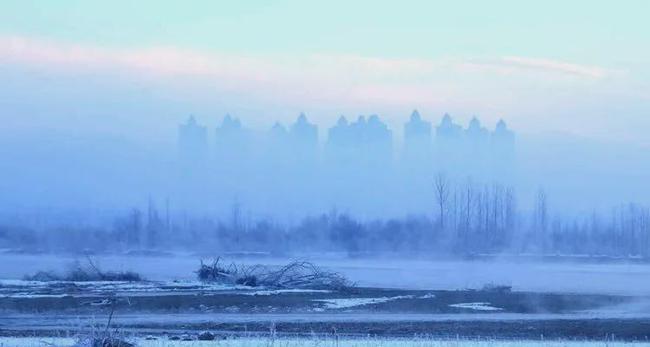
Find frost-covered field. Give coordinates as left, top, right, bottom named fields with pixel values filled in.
left=2, top=337, right=650, bottom=347
left=1, top=252, right=650, bottom=295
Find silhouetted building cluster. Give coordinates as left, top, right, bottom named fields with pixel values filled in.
left=176, top=110, right=515, bottom=216
left=177, top=116, right=207, bottom=161
left=179, top=111, right=514, bottom=170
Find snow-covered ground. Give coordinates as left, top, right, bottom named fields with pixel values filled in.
left=1, top=252, right=650, bottom=295
left=1, top=336, right=649, bottom=347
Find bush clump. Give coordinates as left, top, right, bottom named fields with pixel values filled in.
left=24, top=258, right=143, bottom=282
left=197, top=257, right=352, bottom=291
left=481, top=283, right=512, bottom=293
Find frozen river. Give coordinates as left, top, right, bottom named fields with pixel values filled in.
left=1, top=252, right=650, bottom=295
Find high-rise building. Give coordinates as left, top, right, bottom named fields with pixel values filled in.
left=435, top=113, right=463, bottom=173
left=327, top=116, right=351, bottom=148
left=466, top=117, right=489, bottom=144
left=492, top=119, right=515, bottom=155
left=364, top=114, right=392, bottom=165
left=178, top=115, right=207, bottom=161
left=290, top=113, right=318, bottom=149
left=215, top=114, right=244, bottom=144
left=464, top=116, right=490, bottom=177
left=214, top=114, right=251, bottom=175
left=436, top=113, right=462, bottom=140
left=403, top=109, right=432, bottom=159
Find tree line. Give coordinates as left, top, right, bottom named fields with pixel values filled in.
left=1, top=176, right=649, bottom=258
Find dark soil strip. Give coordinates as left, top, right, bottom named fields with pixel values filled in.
left=2, top=319, right=650, bottom=341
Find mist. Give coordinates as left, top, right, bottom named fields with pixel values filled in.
left=1, top=3, right=649, bottom=259
left=2, top=103, right=650, bottom=259
left=1, top=103, right=649, bottom=219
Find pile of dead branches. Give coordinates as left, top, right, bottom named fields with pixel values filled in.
left=196, top=257, right=353, bottom=291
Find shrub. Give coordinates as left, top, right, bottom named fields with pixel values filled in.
left=24, top=258, right=143, bottom=282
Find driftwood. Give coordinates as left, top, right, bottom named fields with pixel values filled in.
left=196, top=257, right=352, bottom=291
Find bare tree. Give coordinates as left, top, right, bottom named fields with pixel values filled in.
left=434, top=172, right=451, bottom=230
left=534, top=188, right=548, bottom=252
left=491, top=183, right=505, bottom=246
left=459, top=178, right=474, bottom=250
left=504, top=187, right=516, bottom=236
left=128, top=208, right=142, bottom=247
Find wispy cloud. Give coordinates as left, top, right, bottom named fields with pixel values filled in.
left=501, top=56, right=609, bottom=79
left=0, top=35, right=619, bottom=111
left=463, top=55, right=612, bottom=79
left=0, top=36, right=452, bottom=106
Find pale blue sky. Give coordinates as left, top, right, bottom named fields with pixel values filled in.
left=0, top=1, right=648, bottom=145
left=1, top=1, right=648, bottom=62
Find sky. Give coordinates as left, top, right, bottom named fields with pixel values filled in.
left=0, top=0, right=648, bottom=146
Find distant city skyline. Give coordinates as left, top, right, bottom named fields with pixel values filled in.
left=0, top=1, right=649, bottom=147
left=173, top=111, right=516, bottom=218
left=178, top=111, right=513, bottom=145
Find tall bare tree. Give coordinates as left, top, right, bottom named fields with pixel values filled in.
left=434, top=172, right=450, bottom=230
left=534, top=188, right=548, bottom=251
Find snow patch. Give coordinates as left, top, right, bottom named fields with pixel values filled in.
left=449, top=302, right=503, bottom=311
left=244, top=289, right=331, bottom=296
left=314, top=295, right=414, bottom=309
left=4, top=293, right=70, bottom=298
left=0, top=279, right=247, bottom=298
